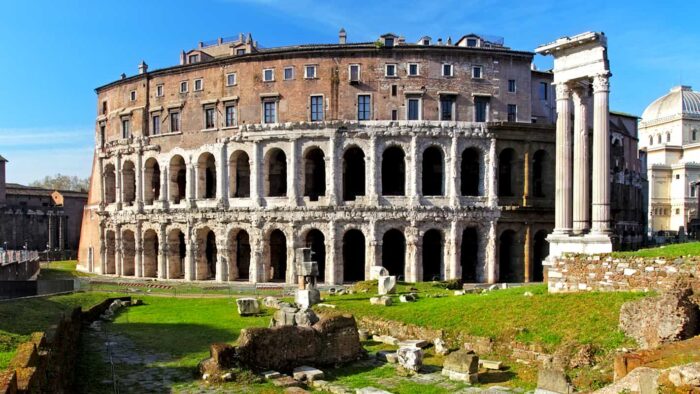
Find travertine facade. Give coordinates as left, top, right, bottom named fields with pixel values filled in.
left=77, top=31, right=556, bottom=284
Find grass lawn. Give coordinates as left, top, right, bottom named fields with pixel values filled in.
left=610, top=241, right=700, bottom=259
left=321, top=283, right=647, bottom=353
left=0, top=292, right=112, bottom=369
left=38, top=260, right=95, bottom=280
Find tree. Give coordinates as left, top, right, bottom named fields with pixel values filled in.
left=29, top=174, right=89, bottom=192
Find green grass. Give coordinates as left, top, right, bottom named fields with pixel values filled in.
left=0, top=292, right=112, bottom=369
left=610, top=241, right=700, bottom=259
left=38, top=260, right=94, bottom=280
left=321, top=283, right=647, bottom=353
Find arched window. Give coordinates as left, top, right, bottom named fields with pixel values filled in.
left=343, top=147, right=365, bottom=201
left=657, top=134, right=662, bottom=144
left=532, top=150, right=549, bottom=197
left=197, top=153, right=217, bottom=199
left=143, top=158, right=160, bottom=205
left=265, top=149, right=287, bottom=197
left=142, top=229, right=159, bottom=278
left=382, top=146, right=406, bottom=196
left=342, top=229, right=365, bottom=282
left=121, top=161, right=136, bottom=205
left=461, top=148, right=481, bottom=196
left=306, top=229, right=326, bottom=282
left=303, top=147, right=326, bottom=201
left=268, top=229, right=287, bottom=281
left=422, top=229, right=443, bottom=281
left=422, top=146, right=444, bottom=196
left=169, top=155, right=187, bottom=204
left=693, top=129, right=697, bottom=141
left=666, top=132, right=671, bottom=143
left=229, top=151, right=250, bottom=198
left=103, top=164, right=116, bottom=204
left=498, top=148, right=516, bottom=197
left=649, top=136, right=653, bottom=146
left=382, top=229, right=406, bottom=278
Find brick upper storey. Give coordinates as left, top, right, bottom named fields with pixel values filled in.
left=94, top=31, right=548, bottom=147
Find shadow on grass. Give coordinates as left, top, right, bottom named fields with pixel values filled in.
left=478, top=369, right=517, bottom=384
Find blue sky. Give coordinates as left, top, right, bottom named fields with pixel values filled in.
left=0, top=0, right=698, bottom=184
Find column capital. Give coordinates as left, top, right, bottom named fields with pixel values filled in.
left=592, top=73, right=610, bottom=93
left=555, top=83, right=572, bottom=100
left=570, top=85, right=587, bottom=104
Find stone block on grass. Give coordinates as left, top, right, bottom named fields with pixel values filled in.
left=378, top=276, right=397, bottom=295
left=397, top=347, right=423, bottom=373
left=369, top=266, right=389, bottom=280
left=236, top=297, right=260, bottom=316
left=370, top=296, right=392, bottom=306
left=292, top=365, right=324, bottom=381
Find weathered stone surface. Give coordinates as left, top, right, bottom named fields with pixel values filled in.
left=271, top=306, right=299, bottom=327
left=294, top=308, right=319, bottom=327
left=272, top=376, right=302, bottom=388
left=292, top=366, right=324, bottom=381
left=370, top=296, right=392, bottom=306
left=397, top=347, right=423, bottom=373
left=619, top=287, right=699, bottom=349
left=356, top=387, right=393, bottom=394
left=369, top=266, right=389, bottom=280
left=295, top=289, right=321, bottom=308
left=262, top=370, right=282, bottom=380
left=480, top=359, right=503, bottom=370
left=664, top=362, right=700, bottom=388
left=441, top=368, right=478, bottom=383
left=236, top=297, right=260, bottom=316
left=378, top=276, right=397, bottom=295
left=398, top=339, right=429, bottom=349
left=399, top=294, right=416, bottom=303
left=372, top=335, right=399, bottom=346
left=376, top=350, right=398, bottom=364
left=434, top=338, right=449, bottom=355
left=237, top=314, right=364, bottom=371
left=263, top=296, right=282, bottom=309
left=444, top=350, right=479, bottom=374
left=536, top=368, right=573, bottom=394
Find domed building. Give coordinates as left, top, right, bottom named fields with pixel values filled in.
left=640, top=85, right=700, bottom=236
left=77, top=30, right=559, bottom=285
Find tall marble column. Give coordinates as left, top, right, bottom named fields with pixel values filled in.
left=485, top=220, right=497, bottom=284
left=99, top=157, right=106, bottom=208
left=250, top=142, right=262, bottom=206
left=366, top=221, right=381, bottom=279
left=447, top=221, right=460, bottom=280
left=99, top=222, right=106, bottom=274
left=215, top=233, right=227, bottom=282
left=553, top=83, right=573, bottom=234
left=367, top=134, right=378, bottom=204
left=159, top=164, right=169, bottom=208
left=405, top=226, right=419, bottom=282
left=572, top=87, right=590, bottom=234
left=487, top=138, right=498, bottom=208
left=326, top=221, right=338, bottom=284
left=522, top=144, right=530, bottom=207
left=523, top=224, right=532, bottom=282
left=591, top=74, right=611, bottom=234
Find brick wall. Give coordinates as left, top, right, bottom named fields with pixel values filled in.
left=547, top=254, right=700, bottom=293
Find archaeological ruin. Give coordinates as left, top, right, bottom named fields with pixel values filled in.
left=76, top=30, right=644, bottom=284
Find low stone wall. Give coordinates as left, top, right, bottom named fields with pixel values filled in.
left=0, top=296, right=130, bottom=394
left=0, top=260, right=39, bottom=281
left=547, top=254, right=700, bottom=293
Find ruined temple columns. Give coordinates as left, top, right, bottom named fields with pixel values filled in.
left=572, top=87, right=590, bottom=234
left=553, top=83, right=573, bottom=235
left=591, top=74, right=611, bottom=235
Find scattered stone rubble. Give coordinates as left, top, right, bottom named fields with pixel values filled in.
left=236, top=297, right=260, bottom=316
left=378, top=276, right=397, bottom=295
left=396, top=347, right=423, bottom=374
left=442, top=349, right=479, bottom=383
left=370, top=296, right=392, bottom=306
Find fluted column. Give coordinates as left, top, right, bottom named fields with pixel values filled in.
left=591, top=73, right=611, bottom=234
left=572, top=87, right=590, bottom=234
left=366, top=221, right=380, bottom=279
left=215, top=233, right=226, bottom=282
left=553, top=83, right=573, bottom=234
left=523, top=224, right=532, bottom=282
left=249, top=222, right=264, bottom=283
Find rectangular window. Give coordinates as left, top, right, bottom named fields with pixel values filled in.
left=194, top=79, right=203, bottom=91
left=226, top=73, right=237, bottom=86
left=391, top=109, right=398, bottom=121
left=225, top=104, right=237, bottom=127
left=121, top=119, right=130, bottom=139
left=305, top=65, right=317, bottom=79
left=284, top=67, right=294, bottom=80
left=467, top=38, right=478, bottom=47
left=156, top=84, right=163, bottom=97
left=385, top=64, right=397, bottom=77
left=692, top=185, right=697, bottom=197
left=440, top=97, right=455, bottom=121
left=508, top=79, right=516, bottom=93
left=310, top=95, right=324, bottom=121
left=474, top=97, right=489, bottom=122
left=357, top=95, right=371, bottom=121
left=391, top=84, right=397, bottom=97
left=408, top=63, right=419, bottom=76
left=236, top=48, right=246, bottom=55
left=349, top=64, right=360, bottom=82
left=472, top=66, right=483, bottom=79
left=442, top=64, right=453, bottom=77
left=384, top=38, right=394, bottom=47
left=102, top=101, right=107, bottom=115
left=188, top=54, right=200, bottom=63
left=407, top=98, right=420, bottom=120
left=539, top=82, right=549, bottom=100
left=507, top=104, right=517, bottom=122
left=170, top=110, right=180, bottom=132
left=263, top=101, right=277, bottom=124
left=263, top=68, right=274, bottom=82
left=129, top=90, right=136, bottom=101
left=180, top=81, right=188, bottom=93
left=204, top=107, right=216, bottom=129
left=152, top=114, right=160, bottom=135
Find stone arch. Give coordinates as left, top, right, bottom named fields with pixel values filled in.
left=264, top=148, right=287, bottom=197
left=122, top=160, right=136, bottom=205
left=461, top=147, right=482, bottom=196
left=532, top=149, right=551, bottom=198
left=342, top=229, right=365, bottom=282
left=143, top=157, right=161, bottom=205
left=167, top=228, right=186, bottom=279
left=169, top=155, right=187, bottom=204
left=498, top=229, right=521, bottom=283
left=422, top=229, right=443, bottom=281
left=461, top=227, right=478, bottom=282
left=532, top=230, right=549, bottom=282
left=122, top=229, right=136, bottom=276
left=343, top=146, right=365, bottom=201
left=104, top=164, right=116, bottom=204
left=422, top=146, right=444, bottom=196
left=228, top=150, right=250, bottom=198
left=498, top=148, right=516, bottom=197
left=142, top=229, right=159, bottom=278
left=228, top=228, right=251, bottom=280
left=196, top=227, right=217, bottom=280
left=303, top=147, right=326, bottom=201
left=267, top=229, right=287, bottom=281
left=197, top=152, right=217, bottom=199
left=305, top=229, right=326, bottom=282
left=382, top=146, right=406, bottom=196
left=105, top=230, right=116, bottom=274
left=382, top=228, right=406, bottom=278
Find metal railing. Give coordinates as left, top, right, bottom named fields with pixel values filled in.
left=0, top=250, right=40, bottom=265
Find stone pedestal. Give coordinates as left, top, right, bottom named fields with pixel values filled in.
left=295, top=289, right=320, bottom=308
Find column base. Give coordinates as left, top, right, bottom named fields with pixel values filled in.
left=545, top=232, right=612, bottom=260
